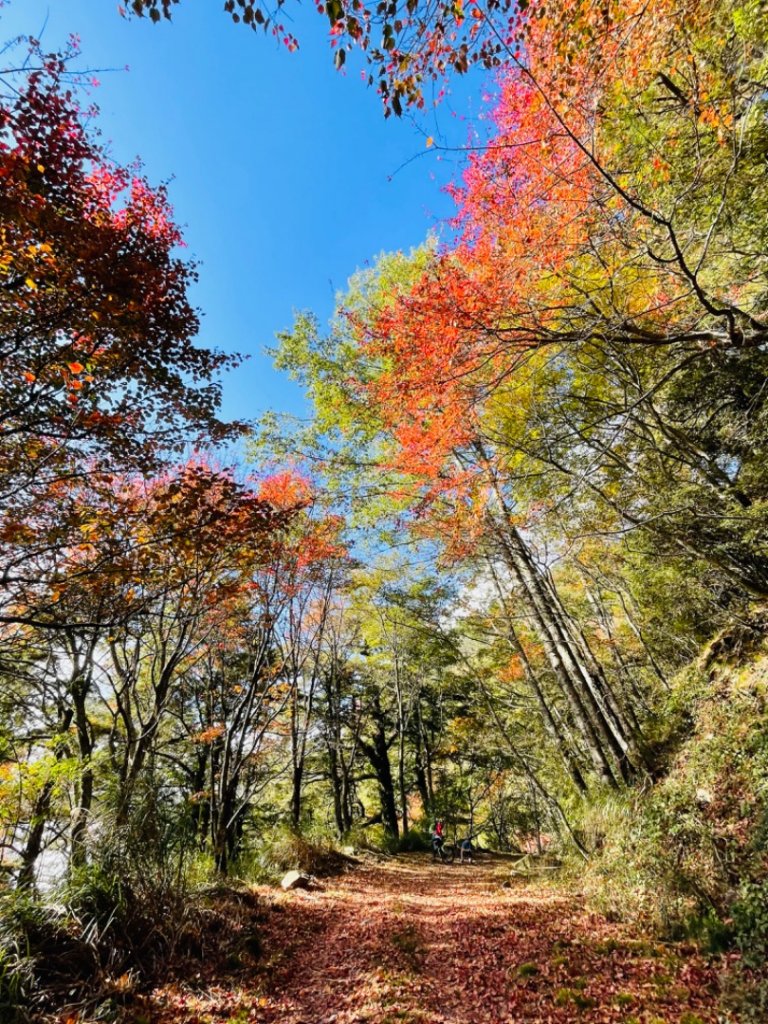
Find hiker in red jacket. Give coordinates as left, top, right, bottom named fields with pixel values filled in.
left=431, top=819, right=445, bottom=859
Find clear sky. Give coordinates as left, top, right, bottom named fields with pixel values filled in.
left=2, top=1, right=488, bottom=427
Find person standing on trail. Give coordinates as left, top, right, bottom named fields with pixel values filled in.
left=431, top=819, right=445, bottom=859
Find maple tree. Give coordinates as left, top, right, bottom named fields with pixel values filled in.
left=256, top=1, right=768, bottom=821
left=0, top=38, right=340, bottom=886
left=338, top=0, right=768, bottom=608
left=0, top=41, right=244, bottom=531
left=272, top=264, right=650, bottom=794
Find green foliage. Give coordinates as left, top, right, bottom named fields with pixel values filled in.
left=0, top=820, right=267, bottom=1019
left=733, top=881, right=768, bottom=967
left=253, top=246, right=437, bottom=531
left=245, top=825, right=351, bottom=881
left=554, top=986, right=596, bottom=1010
left=577, top=638, right=768, bottom=963
left=63, top=836, right=194, bottom=976
left=0, top=891, right=39, bottom=1022
left=396, top=830, right=431, bottom=853
left=719, top=965, right=768, bottom=1023
left=0, top=885, right=104, bottom=1019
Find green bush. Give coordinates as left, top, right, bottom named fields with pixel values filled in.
left=574, top=646, right=768, bottom=959
left=63, top=842, right=193, bottom=976
left=0, top=822, right=265, bottom=1021
left=0, top=892, right=37, bottom=1023
left=733, top=880, right=768, bottom=966
left=396, top=829, right=430, bottom=853
left=246, top=824, right=351, bottom=880
left=0, top=886, right=100, bottom=1021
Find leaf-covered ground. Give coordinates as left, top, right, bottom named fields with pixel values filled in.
left=148, top=855, right=726, bottom=1024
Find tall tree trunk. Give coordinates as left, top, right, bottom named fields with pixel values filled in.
left=289, top=666, right=318, bottom=828
left=340, top=765, right=354, bottom=833
left=322, top=664, right=356, bottom=836
left=393, top=657, right=409, bottom=835
left=290, top=763, right=304, bottom=829
left=116, top=660, right=178, bottom=824
left=190, top=750, right=211, bottom=849
left=328, top=749, right=346, bottom=836
left=582, top=581, right=646, bottom=731
left=486, top=559, right=589, bottom=794
left=475, top=445, right=646, bottom=784
left=413, top=721, right=432, bottom=817
left=213, top=784, right=243, bottom=875
left=487, top=490, right=646, bottom=787
left=359, top=697, right=399, bottom=841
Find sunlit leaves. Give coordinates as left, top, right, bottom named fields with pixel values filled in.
left=124, top=0, right=524, bottom=114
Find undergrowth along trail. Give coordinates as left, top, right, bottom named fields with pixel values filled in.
left=150, top=854, right=724, bottom=1023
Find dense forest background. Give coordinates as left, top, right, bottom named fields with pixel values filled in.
left=2, top=0, right=768, bottom=1020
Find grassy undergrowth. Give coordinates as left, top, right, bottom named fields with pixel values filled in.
left=0, top=832, right=267, bottom=1022
left=565, top=626, right=768, bottom=1016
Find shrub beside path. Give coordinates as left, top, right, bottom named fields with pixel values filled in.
left=150, top=854, right=725, bottom=1023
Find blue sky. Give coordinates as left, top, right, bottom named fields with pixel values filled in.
left=2, top=1, right=488, bottom=427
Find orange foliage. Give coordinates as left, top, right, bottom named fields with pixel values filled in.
left=498, top=654, right=525, bottom=683
left=346, top=0, right=741, bottom=558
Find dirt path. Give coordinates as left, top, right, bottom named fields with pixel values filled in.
left=151, top=854, right=723, bottom=1023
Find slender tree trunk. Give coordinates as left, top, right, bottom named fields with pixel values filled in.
left=340, top=765, right=354, bottom=833
left=213, top=784, right=243, bottom=875
left=476, top=670, right=589, bottom=859
left=289, top=669, right=317, bottom=828
left=19, top=702, right=75, bottom=887
left=189, top=751, right=210, bottom=849
left=477, top=446, right=646, bottom=784
left=18, top=781, right=55, bottom=888
left=493, top=522, right=623, bottom=785
left=413, top=721, right=431, bottom=816
left=393, top=659, right=409, bottom=835
left=616, top=588, right=669, bottom=689
left=290, top=763, right=304, bottom=829
left=583, top=584, right=646, bottom=730
left=487, top=559, right=589, bottom=794
left=491, top=482, right=651, bottom=785
left=329, top=751, right=346, bottom=836
left=116, top=659, right=179, bottom=824
left=322, top=664, right=355, bottom=836
left=70, top=675, right=94, bottom=869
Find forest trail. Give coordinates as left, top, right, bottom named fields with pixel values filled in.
left=150, top=854, right=724, bottom=1024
